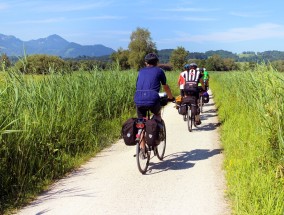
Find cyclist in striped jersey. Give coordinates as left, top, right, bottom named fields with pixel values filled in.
left=183, top=63, right=205, bottom=125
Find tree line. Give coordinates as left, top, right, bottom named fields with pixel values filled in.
left=1, top=27, right=284, bottom=74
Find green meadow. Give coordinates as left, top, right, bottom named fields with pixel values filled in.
left=210, top=65, right=284, bottom=214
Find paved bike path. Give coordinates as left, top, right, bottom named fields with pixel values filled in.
left=17, top=90, right=230, bottom=215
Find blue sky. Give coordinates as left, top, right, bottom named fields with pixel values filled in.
left=1, top=0, right=284, bottom=53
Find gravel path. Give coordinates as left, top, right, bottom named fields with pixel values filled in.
left=17, top=91, right=230, bottom=215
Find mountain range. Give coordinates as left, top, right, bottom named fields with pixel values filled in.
left=0, top=34, right=115, bottom=58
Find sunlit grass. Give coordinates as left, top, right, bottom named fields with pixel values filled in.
left=210, top=66, right=284, bottom=214
left=0, top=69, right=138, bottom=212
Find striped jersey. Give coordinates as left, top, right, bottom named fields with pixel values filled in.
left=183, top=68, right=202, bottom=82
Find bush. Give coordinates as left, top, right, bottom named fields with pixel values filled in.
left=14, top=54, right=68, bottom=74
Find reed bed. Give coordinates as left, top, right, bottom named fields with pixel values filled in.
left=0, top=69, right=138, bottom=212
left=0, top=68, right=180, bottom=214
left=210, top=65, right=284, bottom=214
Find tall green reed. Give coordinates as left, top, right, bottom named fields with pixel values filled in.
left=210, top=66, right=284, bottom=214
left=0, top=69, right=137, bottom=213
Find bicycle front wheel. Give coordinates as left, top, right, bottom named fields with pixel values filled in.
left=187, top=106, right=193, bottom=132
left=136, top=139, right=150, bottom=174
left=155, top=120, right=166, bottom=160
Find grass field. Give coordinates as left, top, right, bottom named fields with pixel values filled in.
left=210, top=65, right=284, bottom=214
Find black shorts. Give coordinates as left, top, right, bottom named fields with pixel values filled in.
left=136, top=102, right=161, bottom=118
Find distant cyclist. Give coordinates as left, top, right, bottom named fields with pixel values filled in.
left=182, top=63, right=205, bottom=125
left=177, top=64, right=189, bottom=97
left=134, top=53, right=174, bottom=149
left=203, top=68, right=209, bottom=90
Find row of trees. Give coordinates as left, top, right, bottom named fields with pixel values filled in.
left=2, top=27, right=284, bottom=74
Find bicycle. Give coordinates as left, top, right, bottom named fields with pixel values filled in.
left=185, top=102, right=197, bottom=132
left=135, top=93, right=168, bottom=174
left=179, top=96, right=198, bottom=132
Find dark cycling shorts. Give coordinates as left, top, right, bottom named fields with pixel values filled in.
left=136, top=102, right=161, bottom=118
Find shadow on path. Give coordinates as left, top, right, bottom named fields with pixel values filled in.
left=147, top=148, right=222, bottom=175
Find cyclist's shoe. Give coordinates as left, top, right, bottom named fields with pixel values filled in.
left=195, top=120, right=201, bottom=125
left=195, top=115, right=202, bottom=125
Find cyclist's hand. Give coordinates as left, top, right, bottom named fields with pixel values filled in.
left=168, top=97, right=176, bottom=103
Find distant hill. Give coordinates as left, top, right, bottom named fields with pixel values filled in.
left=158, top=49, right=284, bottom=63
left=0, top=34, right=115, bottom=58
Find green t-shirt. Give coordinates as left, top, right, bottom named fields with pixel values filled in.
left=203, top=71, right=209, bottom=80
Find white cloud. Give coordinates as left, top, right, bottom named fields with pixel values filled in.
left=39, top=1, right=113, bottom=12
left=230, top=11, right=269, bottom=18
left=174, top=23, right=284, bottom=43
left=72, top=16, right=125, bottom=21
left=9, top=15, right=124, bottom=25
left=3, top=1, right=113, bottom=13
left=12, top=18, right=66, bottom=24
left=148, top=16, right=216, bottom=21
left=160, top=7, right=219, bottom=12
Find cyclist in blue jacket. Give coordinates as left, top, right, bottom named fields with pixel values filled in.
left=134, top=53, right=174, bottom=120
left=134, top=53, right=174, bottom=149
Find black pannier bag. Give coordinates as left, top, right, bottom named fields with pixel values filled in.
left=182, top=96, right=196, bottom=105
left=184, top=81, right=198, bottom=94
left=178, top=104, right=187, bottom=115
left=121, top=118, right=137, bottom=146
left=145, top=118, right=160, bottom=146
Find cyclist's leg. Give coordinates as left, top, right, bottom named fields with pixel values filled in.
left=136, top=106, right=147, bottom=149
left=180, top=89, right=185, bottom=97
left=150, top=102, right=162, bottom=122
left=194, top=93, right=201, bottom=125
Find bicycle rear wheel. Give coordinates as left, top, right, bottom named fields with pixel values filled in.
left=187, top=105, right=193, bottom=132
left=155, top=120, right=166, bottom=160
left=136, top=139, right=150, bottom=174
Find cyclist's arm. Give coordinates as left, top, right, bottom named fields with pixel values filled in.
left=163, top=84, right=174, bottom=100
left=199, top=77, right=206, bottom=91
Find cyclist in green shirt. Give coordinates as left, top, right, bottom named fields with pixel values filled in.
left=203, top=68, right=209, bottom=90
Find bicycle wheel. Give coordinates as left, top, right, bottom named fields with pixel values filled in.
left=187, top=105, right=193, bottom=132
left=136, top=138, right=150, bottom=174
left=155, top=120, right=166, bottom=160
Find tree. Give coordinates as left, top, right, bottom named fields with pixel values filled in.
left=169, top=46, right=189, bottom=70
left=205, top=54, right=223, bottom=71
left=14, top=54, right=68, bottom=74
left=128, top=27, right=157, bottom=70
left=205, top=54, right=238, bottom=71
left=1, top=53, right=11, bottom=71
left=110, top=48, right=130, bottom=70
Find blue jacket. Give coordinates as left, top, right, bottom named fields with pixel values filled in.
left=134, top=66, right=167, bottom=107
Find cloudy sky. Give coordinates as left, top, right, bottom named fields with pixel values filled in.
left=1, top=0, right=284, bottom=53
